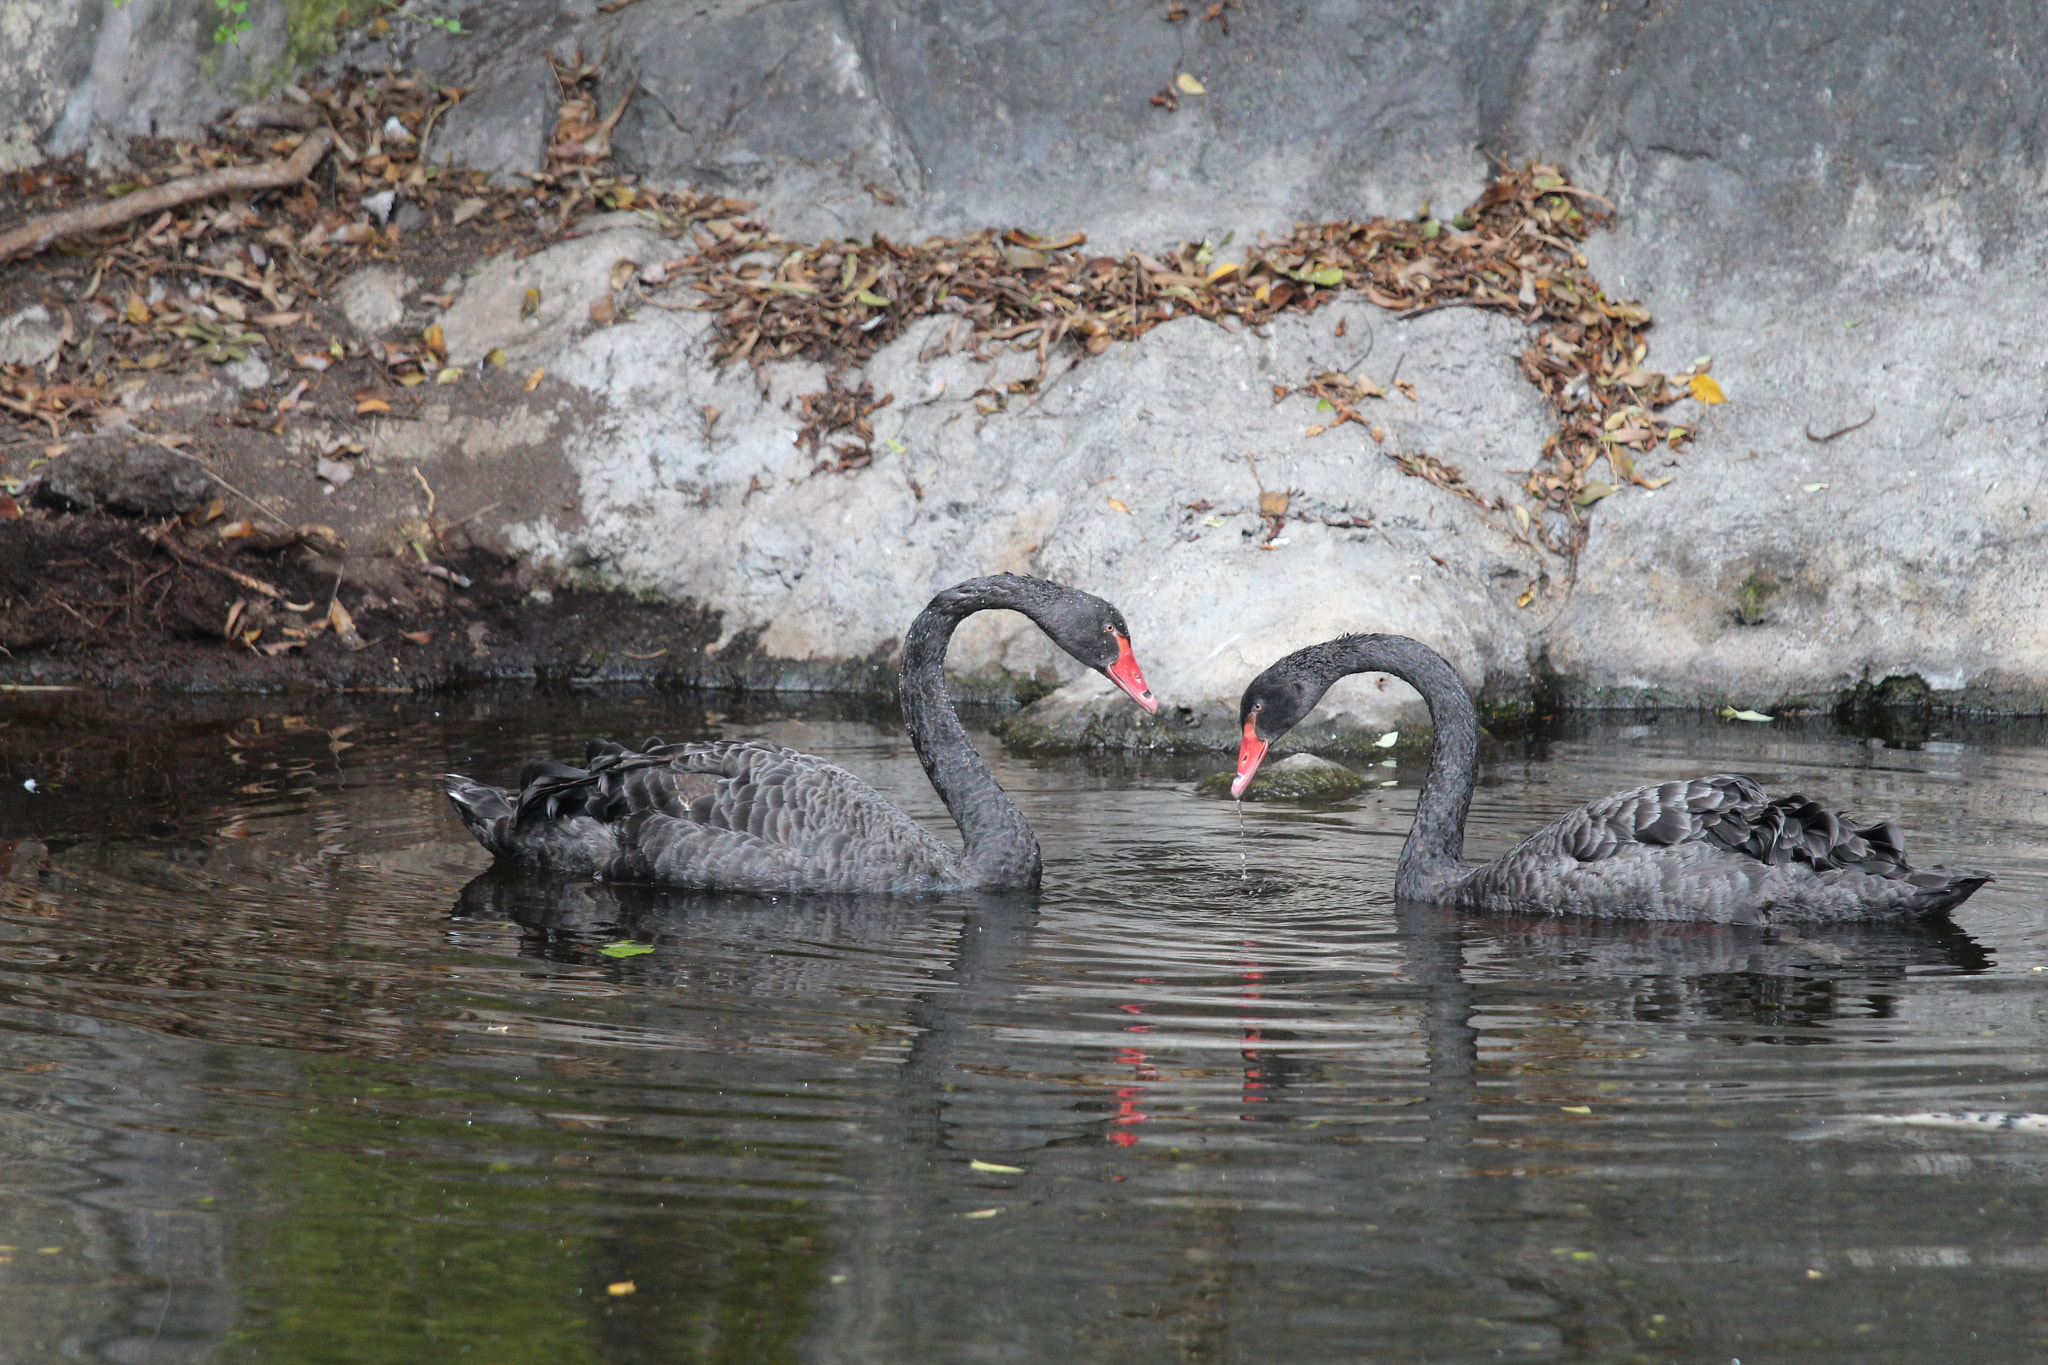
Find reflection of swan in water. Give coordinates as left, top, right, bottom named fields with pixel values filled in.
left=444, top=576, right=1157, bottom=895
left=1232, top=634, right=1994, bottom=921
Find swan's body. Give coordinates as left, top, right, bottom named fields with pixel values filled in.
left=1232, top=635, right=1991, bottom=923
left=444, top=576, right=1156, bottom=894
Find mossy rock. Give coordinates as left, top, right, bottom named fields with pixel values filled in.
left=1196, top=753, right=1367, bottom=802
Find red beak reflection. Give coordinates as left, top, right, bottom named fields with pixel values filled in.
left=1105, top=635, right=1158, bottom=713
left=1230, top=718, right=1269, bottom=799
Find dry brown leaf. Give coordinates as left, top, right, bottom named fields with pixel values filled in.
left=1106, top=496, right=1132, bottom=514
left=523, top=367, right=545, bottom=392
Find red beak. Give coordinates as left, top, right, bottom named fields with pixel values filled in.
left=1231, top=717, right=1268, bottom=799
left=1104, top=634, right=1158, bottom=713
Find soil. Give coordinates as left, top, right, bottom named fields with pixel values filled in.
left=0, top=508, right=726, bottom=691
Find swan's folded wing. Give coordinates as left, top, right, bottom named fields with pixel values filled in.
left=511, top=739, right=953, bottom=874
left=1558, top=775, right=1769, bottom=861
left=1558, top=774, right=1923, bottom=878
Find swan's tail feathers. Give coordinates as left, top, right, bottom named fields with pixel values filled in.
left=1907, top=866, right=1995, bottom=917
left=442, top=773, right=515, bottom=857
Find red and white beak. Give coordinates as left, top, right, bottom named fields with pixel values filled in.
left=1104, top=634, right=1158, bottom=713
left=1230, top=717, right=1269, bottom=799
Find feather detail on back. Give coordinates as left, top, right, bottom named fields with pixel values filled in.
left=444, top=737, right=965, bottom=895
left=1461, top=774, right=1991, bottom=923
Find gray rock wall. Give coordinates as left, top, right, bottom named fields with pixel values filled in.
left=8, top=0, right=2046, bottom=729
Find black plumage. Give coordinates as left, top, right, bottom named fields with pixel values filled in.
left=442, top=575, right=1158, bottom=895
left=1234, top=635, right=1993, bottom=923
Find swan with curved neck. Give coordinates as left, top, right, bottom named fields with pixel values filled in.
left=443, top=575, right=1157, bottom=895
left=1232, top=634, right=1991, bottom=922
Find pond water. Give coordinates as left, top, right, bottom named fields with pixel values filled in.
left=0, top=689, right=2045, bottom=1364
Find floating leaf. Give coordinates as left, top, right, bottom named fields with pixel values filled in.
left=1105, top=496, right=1132, bottom=514
left=600, top=941, right=655, bottom=957
left=1560, top=1105, right=1591, bottom=1114
left=1373, top=731, right=1399, bottom=748
left=1689, top=373, right=1726, bottom=404
left=606, top=1281, right=636, bottom=1296
left=962, top=1208, right=1003, bottom=1220
left=1175, top=72, right=1206, bottom=94
left=1719, top=707, right=1774, bottom=723
left=969, top=1160, right=1025, bottom=1174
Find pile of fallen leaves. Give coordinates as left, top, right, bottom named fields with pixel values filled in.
left=0, top=52, right=1693, bottom=561
left=652, top=162, right=1706, bottom=555
left=0, top=62, right=743, bottom=453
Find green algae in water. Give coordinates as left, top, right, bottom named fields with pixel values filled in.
left=1197, top=752, right=1368, bottom=802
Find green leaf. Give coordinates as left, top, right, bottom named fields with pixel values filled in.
left=884, top=438, right=906, bottom=453
left=1572, top=481, right=1617, bottom=507
left=1306, top=266, right=1342, bottom=287
left=599, top=941, right=655, bottom=957
left=855, top=289, right=890, bottom=307
left=1314, top=397, right=1332, bottom=412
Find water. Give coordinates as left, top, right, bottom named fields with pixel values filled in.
left=1, top=690, right=2046, bottom=1364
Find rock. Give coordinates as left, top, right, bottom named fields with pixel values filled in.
left=335, top=266, right=413, bottom=337
left=1196, top=753, right=1367, bottom=802
left=438, top=223, right=671, bottom=365
left=222, top=356, right=270, bottom=389
left=0, top=306, right=61, bottom=366
left=34, top=444, right=211, bottom=518
left=424, top=57, right=553, bottom=181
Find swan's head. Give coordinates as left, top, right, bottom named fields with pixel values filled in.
left=1230, top=644, right=1346, bottom=798
left=1041, top=590, right=1157, bottom=714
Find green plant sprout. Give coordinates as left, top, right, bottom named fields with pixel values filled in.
left=109, top=0, right=460, bottom=48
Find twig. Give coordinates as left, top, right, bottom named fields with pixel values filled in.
left=438, top=501, right=501, bottom=532
left=0, top=128, right=335, bottom=262
left=146, top=532, right=286, bottom=600
left=1804, top=408, right=1876, bottom=443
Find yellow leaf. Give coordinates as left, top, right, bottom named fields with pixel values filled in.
left=521, top=288, right=541, bottom=319
left=1689, top=373, right=1726, bottom=404
left=435, top=367, right=463, bottom=384
left=969, top=1160, right=1025, bottom=1174
left=396, top=372, right=426, bottom=386
left=606, top=1281, right=636, bottom=1296
left=125, top=292, right=151, bottom=325
left=1720, top=707, right=1774, bottom=722
left=1802, top=482, right=1829, bottom=493
left=1303, top=423, right=1326, bottom=437
left=485, top=347, right=508, bottom=367
left=1639, top=474, right=1674, bottom=489
left=1512, top=504, right=1531, bottom=532
left=1175, top=72, right=1206, bottom=94
left=355, top=398, right=391, bottom=414
left=962, top=1208, right=1003, bottom=1220
left=524, top=367, right=545, bottom=392
left=422, top=322, right=445, bottom=356
left=1204, top=261, right=1237, bottom=284
left=1560, top=1105, right=1592, bottom=1114
left=1105, top=496, right=1132, bottom=514
left=1515, top=587, right=1535, bottom=608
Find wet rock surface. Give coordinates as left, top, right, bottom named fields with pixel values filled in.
left=2, top=0, right=2045, bottom=740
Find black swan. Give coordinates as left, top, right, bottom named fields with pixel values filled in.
left=1231, top=634, right=1992, bottom=922
left=443, top=575, right=1157, bottom=895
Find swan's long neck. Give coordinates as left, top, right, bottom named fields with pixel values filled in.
left=899, top=580, right=1042, bottom=889
left=1334, top=635, right=1479, bottom=900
